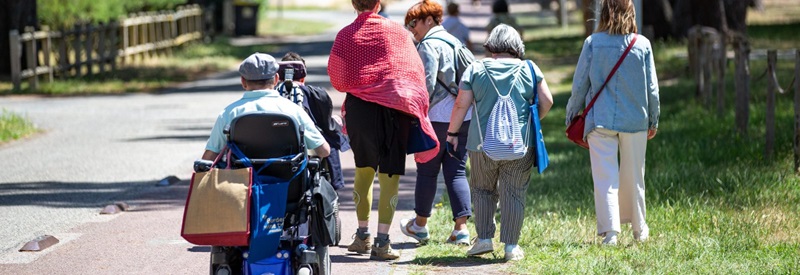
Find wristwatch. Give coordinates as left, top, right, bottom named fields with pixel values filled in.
left=446, top=131, right=459, bottom=137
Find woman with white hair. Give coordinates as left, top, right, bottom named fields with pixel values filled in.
left=446, top=24, right=553, bottom=261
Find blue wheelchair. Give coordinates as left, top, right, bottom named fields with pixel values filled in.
left=197, top=112, right=339, bottom=275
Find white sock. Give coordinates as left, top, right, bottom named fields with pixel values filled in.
left=505, top=244, right=518, bottom=252
left=410, top=221, right=426, bottom=231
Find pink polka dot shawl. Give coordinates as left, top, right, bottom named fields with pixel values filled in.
left=328, top=12, right=438, bottom=163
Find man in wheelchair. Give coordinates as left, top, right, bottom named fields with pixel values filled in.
left=201, top=52, right=330, bottom=161
left=199, top=52, right=334, bottom=275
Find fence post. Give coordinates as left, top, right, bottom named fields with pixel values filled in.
left=131, top=14, right=139, bottom=62
left=110, top=21, right=119, bottom=72
left=734, top=34, right=751, bottom=135
left=85, top=24, right=94, bottom=77
left=794, top=49, right=800, bottom=174
left=9, top=30, right=22, bottom=91
left=716, top=35, right=727, bottom=117
left=196, top=6, right=203, bottom=39
left=72, top=24, right=83, bottom=77
left=148, top=12, right=156, bottom=58
left=164, top=13, right=173, bottom=56
left=765, top=50, right=777, bottom=160
left=58, top=30, right=68, bottom=78
left=98, top=23, right=107, bottom=74
left=42, top=26, right=54, bottom=83
left=121, top=16, right=128, bottom=65
left=25, top=27, right=39, bottom=90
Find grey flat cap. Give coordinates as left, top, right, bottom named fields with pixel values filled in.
left=239, top=53, right=279, bottom=81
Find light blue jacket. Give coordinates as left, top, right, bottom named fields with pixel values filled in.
left=566, top=32, right=660, bottom=139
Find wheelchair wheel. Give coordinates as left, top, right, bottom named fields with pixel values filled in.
left=209, top=246, right=242, bottom=275
left=314, top=244, right=331, bottom=275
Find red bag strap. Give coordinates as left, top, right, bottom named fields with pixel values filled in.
left=581, top=34, right=638, bottom=115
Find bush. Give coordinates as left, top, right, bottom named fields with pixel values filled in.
left=39, top=0, right=187, bottom=29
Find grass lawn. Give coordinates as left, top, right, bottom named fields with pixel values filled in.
left=412, top=7, right=800, bottom=275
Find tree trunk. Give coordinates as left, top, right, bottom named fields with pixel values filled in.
left=725, top=0, right=749, bottom=35
left=673, top=0, right=727, bottom=38
left=0, top=0, right=38, bottom=76
left=582, top=0, right=594, bottom=37
left=734, top=35, right=751, bottom=135
left=643, top=0, right=673, bottom=40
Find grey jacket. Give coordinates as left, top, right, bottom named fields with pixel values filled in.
left=417, top=26, right=459, bottom=107
left=566, top=32, right=660, bottom=139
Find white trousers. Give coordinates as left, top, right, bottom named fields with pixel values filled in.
left=587, top=128, right=648, bottom=236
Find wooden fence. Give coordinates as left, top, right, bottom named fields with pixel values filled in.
left=8, top=4, right=203, bottom=91
left=689, top=30, right=799, bottom=172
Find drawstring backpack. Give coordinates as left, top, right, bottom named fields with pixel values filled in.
left=474, top=61, right=534, bottom=161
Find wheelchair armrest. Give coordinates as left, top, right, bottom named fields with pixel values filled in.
left=307, top=157, right=321, bottom=171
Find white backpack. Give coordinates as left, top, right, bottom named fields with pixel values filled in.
left=474, top=62, right=530, bottom=161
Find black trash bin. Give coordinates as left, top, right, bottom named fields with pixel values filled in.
left=234, top=2, right=260, bottom=36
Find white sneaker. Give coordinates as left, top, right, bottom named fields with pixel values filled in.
left=399, top=218, right=430, bottom=244
left=466, top=239, right=494, bottom=256
left=634, top=228, right=649, bottom=242
left=602, top=231, right=618, bottom=245
left=504, top=245, right=524, bottom=261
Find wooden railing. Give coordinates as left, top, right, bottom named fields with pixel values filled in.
left=8, top=4, right=203, bottom=91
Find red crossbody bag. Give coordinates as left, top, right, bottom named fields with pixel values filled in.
left=566, top=34, right=638, bottom=149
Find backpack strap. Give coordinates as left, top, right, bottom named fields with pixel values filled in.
left=472, top=60, right=536, bottom=150
left=420, top=35, right=460, bottom=96
left=472, top=63, right=486, bottom=149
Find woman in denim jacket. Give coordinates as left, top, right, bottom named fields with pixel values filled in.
left=565, top=0, right=660, bottom=245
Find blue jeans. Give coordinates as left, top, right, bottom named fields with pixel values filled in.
left=414, top=122, right=471, bottom=220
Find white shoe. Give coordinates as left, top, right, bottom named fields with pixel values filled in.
left=602, top=231, right=618, bottom=245
left=504, top=245, right=524, bottom=261
left=466, top=239, right=494, bottom=256
left=634, top=228, right=649, bottom=242
left=399, top=218, right=430, bottom=244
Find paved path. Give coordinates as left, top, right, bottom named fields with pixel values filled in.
left=0, top=1, right=538, bottom=274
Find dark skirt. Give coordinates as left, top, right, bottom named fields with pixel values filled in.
left=344, top=93, right=411, bottom=176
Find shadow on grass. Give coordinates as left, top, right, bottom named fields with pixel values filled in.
left=403, top=255, right=507, bottom=267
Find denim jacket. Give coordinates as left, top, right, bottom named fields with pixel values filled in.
left=565, top=32, right=660, bottom=139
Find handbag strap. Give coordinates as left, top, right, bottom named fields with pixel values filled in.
left=526, top=60, right=538, bottom=128
left=581, top=34, right=638, bottom=115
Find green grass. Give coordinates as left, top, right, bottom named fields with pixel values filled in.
left=257, top=16, right=333, bottom=37
left=0, top=109, right=37, bottom=143
left=414, top=14, right=800, bottom=275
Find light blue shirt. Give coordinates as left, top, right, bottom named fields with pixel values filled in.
left=460, top=58, right=545, bottom=152
left=205, top=89, right=326, bottom=153
left=566, top=32, right=660, bottom=139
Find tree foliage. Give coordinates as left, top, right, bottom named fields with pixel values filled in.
left=38, top=0, right=187, bottom=28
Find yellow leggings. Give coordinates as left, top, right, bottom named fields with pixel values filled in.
left=352, top=167, right=400, bottom=225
